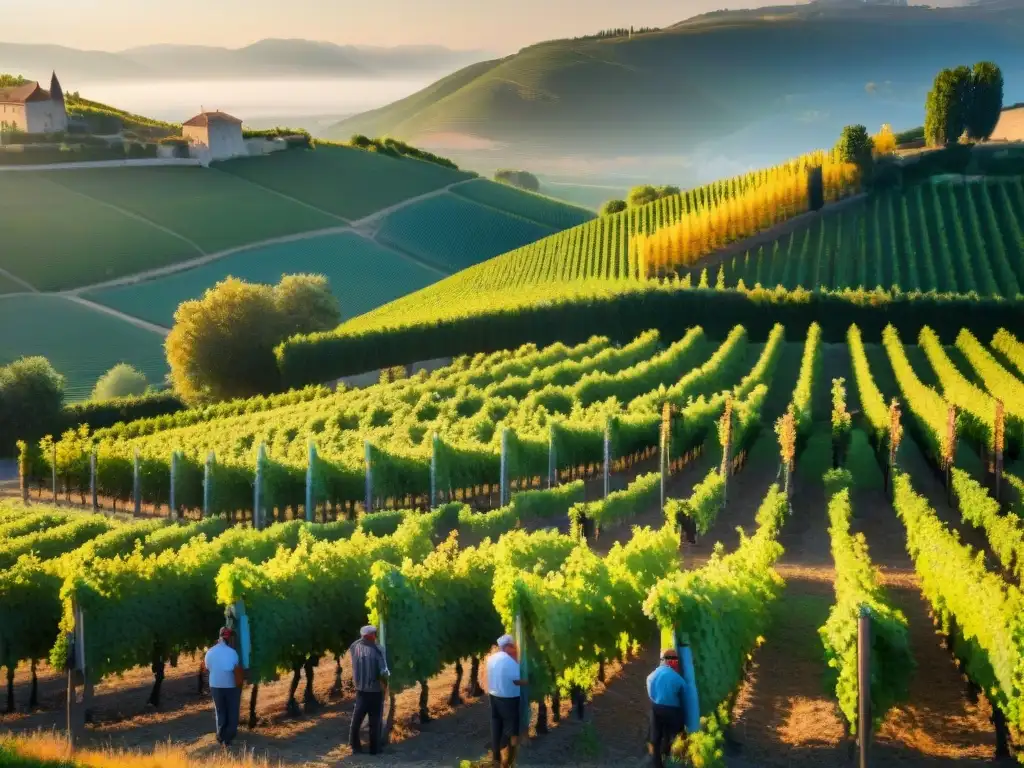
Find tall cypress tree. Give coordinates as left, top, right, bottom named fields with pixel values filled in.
left=925, top=68, right=970, bottom=147
left=967, top=61, right=1004, bottom=141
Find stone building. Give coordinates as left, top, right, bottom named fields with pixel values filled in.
left=181, top=110, right=245, bottom=161
left=0, top=72, right=68, bottom=135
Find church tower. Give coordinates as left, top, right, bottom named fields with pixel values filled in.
left=50, top=71, right=65, bottom=107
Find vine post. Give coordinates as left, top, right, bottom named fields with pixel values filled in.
left=994, top=400, right=1005, bottom=505
left=18, top=442, right=28, bottom=503
left=886, top=399, right=903, bottom=499
left=430, top=432, right=438, bottom=509
left=51, top=442, right=57, bottom=504
left=547, top=428, right=556, bottom=489
left=254, top=443, right=266, bottom=530
left=776, top=407, right=796, bottom=500
left=660, top=402, right=671, bottom=511
left=169, top=450, right=177, bottom=520
left=65, top=600, right=86, bottom=747
left=500, top=428, right=510, bottom=507
left=514, top=612, right=530, bottom=748
left=603, top=419, right=611, bottom=499
left=89, top=450, right=98, bottom=512
left=718, top=396, right=734, bottom=506
left=202, top=451, right=213, bottom=518
left=305, top=441, right=316, bottom=522
left=364, top=441, right=373, bottom=514
left=857, top=605, right=872, bottom=768
left=132, top=449, right=141, bottom=516
left=943, top=405, right=957, bottom=506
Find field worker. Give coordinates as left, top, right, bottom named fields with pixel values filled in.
left=349, top=625, right=390, bottom=755
left=203, top=626, right=241, bottom=748
left=646, top=648, right=688, bottom=768
left=486, top=634, right=527, bottom=768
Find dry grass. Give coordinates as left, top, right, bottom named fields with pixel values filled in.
left=991, top=107, right=1024, bottom=142
left=1, top=731, right=281, bottom=767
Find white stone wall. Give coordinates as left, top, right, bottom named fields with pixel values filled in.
left=24, top=101, right=67, bottom=133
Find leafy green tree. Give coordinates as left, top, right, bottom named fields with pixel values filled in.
left=835, top=125, right=874, bottom=172
left=91, top=364, right=148, bottom=401
left=0, top=357, right=64, bottom=455
left=967, top=62, right=1003, bottom=141
left=925, top=67, right=972, bottom=147
left=600, top=198, right=627, bottom=215
left=167, top=275, right=341, bottom=404
left=628, top=185, right=659, bottom=208
left=494, top=169, right=540, bottom=192
left=274, top=274, right=342, bottom=337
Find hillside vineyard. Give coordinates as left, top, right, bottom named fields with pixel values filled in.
left=8, top=318, right=1024, bottom=764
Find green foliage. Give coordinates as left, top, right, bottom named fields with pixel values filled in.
left=925, top=66, right=973, bottom=147
left=494, top=169, right=540, bottom=192
left=627, top=184, right=680, bottom=208
left=967, top=62, right=1004, bottom=140
left=167, top=275, right=340, bottom=404
left=892, top=471, right=1024, bottom=733
left=0, top=514, right=114, bottom=570
left=495, top=524, right=679, bottom=700
left=819, top=481, right=912, bottom=733
left=0, top=357, right=64, bottom=456
left=847, top=325, right=888, bottom=447
left=665, top=468, right=725, bottom=536
left=600, top=198, right=627, bottom=216
left=845, top=430, right=883, bottom=490
left=951, top=468, right=1024, bottom=583
left=345, top=134, right=459, bottom=170
left=570, top=471, right=660, bottom=534
left=644, top=484, right=789, bottom=751
left=835, top=126, right=874, bottom=174
left=90, top=364, right=148, bottom=402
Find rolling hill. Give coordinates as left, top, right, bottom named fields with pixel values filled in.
left=0, top=40, right=492, bottom=82
left=326, top=1, right=1024, bottom=166
left=0, top=141, right=591, bottom=399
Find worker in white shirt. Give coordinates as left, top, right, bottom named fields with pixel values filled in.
left=203, top=627, right=241, bottom=747
left=485, top=634, right=527, bottom=768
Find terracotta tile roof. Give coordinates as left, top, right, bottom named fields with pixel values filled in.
left=182, top=110, right=243, bottom=127
left=0, top=82, right=52, bottom=105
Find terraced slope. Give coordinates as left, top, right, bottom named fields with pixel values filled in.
left=699, top=178, right=1024, bottom=296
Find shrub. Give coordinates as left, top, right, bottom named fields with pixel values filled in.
left=967, top=62, right=1004, bottom=141
left=872, top=124, right=898, bottom=156
left=0, top=357, right=64, bottom=456
left=836, top=125, right=874, bottom=174
left=494, top=169, right=540, bottom=192
left=627, top=184, right=679, bottom=208
left=600, top=198, right=627, bottom=215
left=167, top=274, right=341, bottom=404
left=340, top=134, right=460, bottom=170
left=91, top=364, right=148, bottom=401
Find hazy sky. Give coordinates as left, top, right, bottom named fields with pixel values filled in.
left=7, top=0, right=808, bottom=54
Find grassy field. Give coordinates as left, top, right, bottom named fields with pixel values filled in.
left=43, top=166, right=338, bottom=254
left=702, top=178, right=1024, bottom=296
left=0, top=174, right=195, bottom=292
left=84, top=232, right=442, bottom=328
left=216, top=145, right=474, bottom=221
left=450, top=179, right=595, bottom=229
left=375, top=193, right=556, bottom=272
left=0, top=295, right=167, bottom=401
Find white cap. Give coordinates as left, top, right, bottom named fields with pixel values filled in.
left=360, top=625, right=377, bottom=637
left=496, top=634, right=514, bottom=648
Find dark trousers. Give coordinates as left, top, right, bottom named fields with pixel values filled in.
left=211, top=685, right=241, bottom=745
left=489, top=694, right=520, bottom=763
left=650, top=703, right=685, bottom=768
left=350, top=690, right=383, bottom=754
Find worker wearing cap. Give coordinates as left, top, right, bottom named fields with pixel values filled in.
left=204, top=626, right=241, bottom=747
left=647, top=648, right=688, bottom=768
left=485, top=634, right=527, bottom=768
left=349, top=625, right=390, bottom=755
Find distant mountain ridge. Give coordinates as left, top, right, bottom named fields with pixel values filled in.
left=326, top=0, right=1024, bottom=159
left=0, top=39, right=493, bottom=82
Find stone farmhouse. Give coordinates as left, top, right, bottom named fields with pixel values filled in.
left=182, top=110, right=246, bottom=161
left=0, top=72, right=68, bottom=134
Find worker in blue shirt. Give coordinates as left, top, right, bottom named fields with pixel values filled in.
left=646, top=648, right=688, bottom=768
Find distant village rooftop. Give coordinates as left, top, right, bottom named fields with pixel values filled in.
left=182, top=110, right=243, bottom=127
